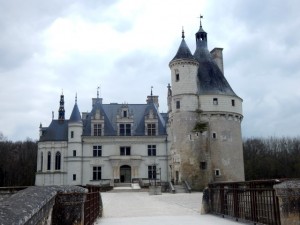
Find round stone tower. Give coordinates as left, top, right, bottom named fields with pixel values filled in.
left=168, top=22, right=245, bottom=190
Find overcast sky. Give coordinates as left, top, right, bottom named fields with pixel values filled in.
left=1, top=0, right=300, bottom=141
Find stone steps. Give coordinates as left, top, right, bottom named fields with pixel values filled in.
left=173, top=185, right=187, bottom=193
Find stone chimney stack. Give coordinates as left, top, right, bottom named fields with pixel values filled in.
left=210, top=48, right=224, bottom=74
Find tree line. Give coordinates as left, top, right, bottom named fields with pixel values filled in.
left=243, top=137, right=300, bottom=180
left=0, top=133, right=37, bottom=187
left=0, top=132, right=299, bottom=187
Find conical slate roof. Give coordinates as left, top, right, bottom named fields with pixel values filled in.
left=194, top=25, right=237, bottom=96
left=171, top=38, right=196, bottom=61
left=69, top=103, right=81, bottom=122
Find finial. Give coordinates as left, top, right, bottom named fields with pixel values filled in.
left=61, top=89, right=63, bottom=95
left=97, top=86, right=100, bottom=98
left=182, top=26, right=185, bottom=39
left=52, top=111, right=54, bottom=120
left=151, top=86, right=153, bottom=96
left=198, top=14, right=203, bottom=27
left=75, top=92, right=77, bottom=104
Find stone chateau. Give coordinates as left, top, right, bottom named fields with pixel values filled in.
left=36, top=21, right=245, bottom=189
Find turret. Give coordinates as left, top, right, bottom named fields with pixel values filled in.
left=68, top=94, right=82, bottom=143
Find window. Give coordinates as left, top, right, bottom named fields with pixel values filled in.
left=73, top=150, right=76, bottom=157
left=200, top=162, right=207, bottom=170
left=119, top=124, right=131, bottom=136
left=123, top=110, right=127, bottom=118
left=215, top=169, right=221, bottom=177
left=120, top=146, right=131, bottom=156
left=147, top=123, right=156, bottom=136
left=93, top=145, right=102, bottom=157
left=47, top=152, right=51, bottom=170
left=73, top=174, right=76, bottom=181
left=148, top=145, right=156, bottom=156
left=212, top=132, right=217, bottom=139
left=93, top=166, right=102, bottom=180
left=176, top=101, right=180, bottom=109
left=148, top=165, right=156, bottom=179
left=175, top=69, right=179, bottom=82
left=40, top=152, right=43, bottom=171
left=55, top=152, right=61, bottom=170
left=71, top=131, right=74, bottom=138
left=231, top=99, right=235, bottom=106
left=93, top=124, right=102, bottom=136
left=213, top=98, right=218, bottom=105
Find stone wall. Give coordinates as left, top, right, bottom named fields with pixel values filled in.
left=0, top=186, right=87, bottom=225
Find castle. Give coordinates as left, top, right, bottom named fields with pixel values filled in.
left=35, top=21, right=245, bottom=189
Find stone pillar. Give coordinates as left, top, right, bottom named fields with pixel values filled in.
left=274, top=180, right=300, bottom=225
left=52, top=187, right=87, bottom=225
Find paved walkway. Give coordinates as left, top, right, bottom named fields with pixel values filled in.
left=95, top=191, right=249, bottom=225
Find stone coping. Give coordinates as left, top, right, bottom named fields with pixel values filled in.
left=0, top=185, right=87, bottom=225
left=273, top=179, right=300, bottom=196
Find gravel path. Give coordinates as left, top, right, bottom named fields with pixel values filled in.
left=95, top=191, right=249, bottom=225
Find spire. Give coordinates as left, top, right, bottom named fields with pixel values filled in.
left=97, top=86, right=99, bottom=98
left=195, top=14, right=207, bottom=49
left=58, top=92, right=65, bottom=121
left=69, top=95, right=81, bottom=123
left=170, top=28, right=195, bottom=61
left=151, top=86, right=153, bottom=97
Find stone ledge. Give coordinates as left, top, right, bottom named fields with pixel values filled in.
left=0, top=186, right=87, bottom=225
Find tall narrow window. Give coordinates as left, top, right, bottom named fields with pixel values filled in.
left=73, top=174, right=76, bottom=181
left=93, top=166, right=101, bottom=180
left=93, top=145, right=102, bottom=157
left=47, top=152, right=51, bottom=170
left=148, top=165, right=156, bottom=179
left=215, top=169, right=221, bottom=177
left=213, top=98, right=218, bottom=105
left=55, top=152, right=61, bottom=170
left=176, top=101, right=180, bottom=109
left=40, top=152, right=43, bottom=171
left=175, top=69, right=179, bottom=82
left=93, top=124, right=102, bottom=136
left=212, top=132, right=217, bottom=139
left=147, top=123, right=156, bottom=136
left=120, top=146, right=131, bottom=156
left=148, top=145, right=156, bottom=156
left=73, top=150, right=76, bottom=157
left=119, top=124, right=131, bottom=136
left=231, top=99, right=235, bottom=106
left=123, top=110, right=127, bottom=118
left=71, top=131, right=74, bottom=138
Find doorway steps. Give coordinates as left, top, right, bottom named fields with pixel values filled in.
left=110, top=183, right=143, bottom=192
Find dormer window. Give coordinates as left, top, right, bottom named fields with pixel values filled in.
left=93, top=124, right=102, bottom=136
left=119, top=124, right=131, bottom=136
left=147, top=123, right=156, bottom=136
left=123, top=110, right=127, bottom=118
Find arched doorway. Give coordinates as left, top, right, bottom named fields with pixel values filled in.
left=120, top=165, right=131, bottom=183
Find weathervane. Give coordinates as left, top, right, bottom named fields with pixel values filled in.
left=97, top=86, right=100, bottom=98
left=182, top=26, right=185, bottom=39
left=198, top=14, right=203, bottom=27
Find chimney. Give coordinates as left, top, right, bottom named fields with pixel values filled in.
left=210, top=48, right=224, bottom=74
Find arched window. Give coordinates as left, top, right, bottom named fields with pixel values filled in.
left=40, top=152, right=43, bottom=171
left=55, top=152, right=61, bottom=170
left=47, top=152, right=51, bottom=170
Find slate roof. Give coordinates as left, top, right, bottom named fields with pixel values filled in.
left=69, top=103, right=81, bottom=123
left=82, top=101, right=167, bottom=136
left=40, top=120, right=68, bottom=141
left=193, top=26, right=237, bottom=96
left=171, top=38, right=196, bottom=61
left=40, top=100, right=167, bottom=141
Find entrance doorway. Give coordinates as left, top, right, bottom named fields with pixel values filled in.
left=120, top=165, right=131, bottom=183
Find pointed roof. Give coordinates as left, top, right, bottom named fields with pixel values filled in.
left=69, top=103, right=81, bottom=123
left=171, top=29, right=196, bottom=61
left=193, top=23, right=237, bottom=96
